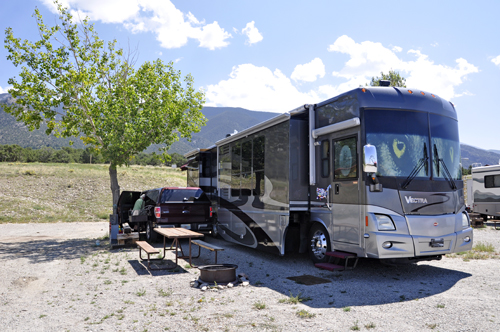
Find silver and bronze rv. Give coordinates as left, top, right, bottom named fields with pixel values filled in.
left=186, top=86, right=473, bottom=264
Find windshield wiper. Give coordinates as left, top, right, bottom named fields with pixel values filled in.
left=402, top=144, right=428, bottom=189
left=433, top=144, right=457, bottom=190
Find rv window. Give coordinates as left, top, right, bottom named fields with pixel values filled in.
left=321, top=140, right=330, bottom=178
left=253, top=136, right=265, bottom=196
left=241, top=141, right=253, bottom=196
left=242, top=141, right=252, bottom=173
left=334, top=137, right=357, bottom=179
left=485, top=175, right=500, bottom=188
left=218, top=145, right=231, bottom=191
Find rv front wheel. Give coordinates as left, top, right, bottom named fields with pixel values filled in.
left=308, top=223, right=331, bottom=263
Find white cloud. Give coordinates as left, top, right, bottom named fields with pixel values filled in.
left=205, top=64, right=319, bottom=112
left=206, top=36, right=479, bottom=112
left=0, top=86, right=12, bottom=94
left=241, top=21, right=263, bottom=45
left=392, top=46, right=402, bottom=53
left=404, top=51, right=478, bottom=100
left=328, top=35, right=404, bottom=79
left=493, top=55, right=500, bottom=67
left=327, top=35, right=478, bottom=100
left=41, top=0, right=232, bottom=50
left=291, top=58, right=325, bottom=83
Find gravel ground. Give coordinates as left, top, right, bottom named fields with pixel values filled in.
left=1, top=222, right=500, bottom=332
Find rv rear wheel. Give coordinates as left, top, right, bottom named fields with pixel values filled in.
left=308, top=223, right=331, bottom=263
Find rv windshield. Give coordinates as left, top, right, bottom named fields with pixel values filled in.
left=365, top=110, right=461, bottom=181
left=365, top=110, right=430, bottom=178
left=430, top=114, right=461, bottom=180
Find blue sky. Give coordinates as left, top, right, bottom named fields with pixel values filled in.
left=1, top=0, right=499, bottom=150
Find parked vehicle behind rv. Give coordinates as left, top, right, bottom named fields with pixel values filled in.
left=470, top=164, right=500, bottom=221
left=117, top=187, right=213, bottom=241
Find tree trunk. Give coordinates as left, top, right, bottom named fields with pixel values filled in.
left=109, top=164, right=121, bottom=215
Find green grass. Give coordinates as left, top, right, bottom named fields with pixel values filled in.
left=278, top=292, right=312, bottom=304
left=296, top=309, right=315, bottom=319
left=0, top=162, right=186, bottom=224
left=365, top=322, right=376, bottom=329
left=253, top=301, right=266, bottom=310
left=473, top=241, right=495, bottom=252
left=449, top=241, right=497, bottom=260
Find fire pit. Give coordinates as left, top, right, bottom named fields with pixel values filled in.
left=197, top=264, right=238, bottom=284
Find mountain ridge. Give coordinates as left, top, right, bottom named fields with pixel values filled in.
left=1, top=93, right=498, bottom=167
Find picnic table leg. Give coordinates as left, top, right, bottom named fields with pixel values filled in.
left=173, top=238, right=179, bottom=267
left=188, top=237, right=192, bottom=267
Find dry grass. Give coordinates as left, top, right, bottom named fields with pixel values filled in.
left=0, top=162, right=186, bottom=223
left=448, top=241, right=499, bottom=261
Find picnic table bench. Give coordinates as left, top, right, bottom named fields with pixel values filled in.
left=137, top=241, right=165, bottom=270
left=191, top=239, right=224, bottom=264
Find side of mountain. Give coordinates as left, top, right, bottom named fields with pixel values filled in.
left=1, top=93, right=499, bottom=167
left=461, top=144, right=500, bottom=168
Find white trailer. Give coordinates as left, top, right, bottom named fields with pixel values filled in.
left=471, top=164, right=500, bottom=220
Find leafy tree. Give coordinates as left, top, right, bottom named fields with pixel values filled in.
left=4, top=1, right=205, bottom=211
left=0, top=144, right=25, bottom=162
left=170, top=153, right=187, bottom=167
left=38, top=147, right=55, bottom=163
left=23, top=147, right=39, bottom=163
left=369, top=70, right=406, bottom=87
left=53, top=149, right=71, bottom=163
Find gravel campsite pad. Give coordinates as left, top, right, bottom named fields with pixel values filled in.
left=1, top=222, right=500, bottom=332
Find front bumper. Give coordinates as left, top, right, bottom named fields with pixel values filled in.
left=365, top=227, right=473, bottom=259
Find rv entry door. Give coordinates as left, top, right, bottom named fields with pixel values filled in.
left=331, top=134, right=361, bottom=245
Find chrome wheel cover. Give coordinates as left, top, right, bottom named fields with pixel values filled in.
left=310, top=229, right=328, bottom=260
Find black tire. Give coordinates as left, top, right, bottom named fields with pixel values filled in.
left=482, top=214, right=488, bottom=221
left=211, top=221, right=219, bottom=239
left=146, top=221, right=157, bottom=242
left=308, top=223, right=331, bottom=263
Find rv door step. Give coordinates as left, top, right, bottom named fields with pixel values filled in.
left=326, top=251, right=356, bottom=259
left=315, top=262, right=345, bottom=271
left=324, top=251, right=359, bottom=270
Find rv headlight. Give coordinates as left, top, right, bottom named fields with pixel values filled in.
left=462, top=212, right=470, bottom=229
left=374, top=214, right=396, bottom=231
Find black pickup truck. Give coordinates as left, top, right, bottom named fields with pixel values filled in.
left=117, top=187, right=213, bottom=241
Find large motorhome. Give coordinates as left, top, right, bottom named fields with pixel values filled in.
left=471, top=164, right=500, bottom=220
left=185, top=85, right=473, bottom=264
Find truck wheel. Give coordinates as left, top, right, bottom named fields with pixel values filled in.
left=308, top=223, right=331, bottom=263
left=211, top=221, right=219, bottom=239
left=146, top=221, right=157, bottom=242
left=482, top=214, right=488, bottom=221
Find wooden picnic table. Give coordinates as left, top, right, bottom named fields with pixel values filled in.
left=154, top=228, right=204, bottom=268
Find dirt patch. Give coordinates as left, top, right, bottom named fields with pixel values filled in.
left=1, top=222, right=500, bottom=331
left=12, top=276, right=38, bottom=287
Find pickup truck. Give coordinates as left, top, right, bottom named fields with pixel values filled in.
left=117, top=187, right=213, bottom=241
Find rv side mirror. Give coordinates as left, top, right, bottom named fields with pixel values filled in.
left=363, top=144, right=378, bottom=173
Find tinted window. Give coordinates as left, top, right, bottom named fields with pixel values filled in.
left=321, top=140, right=330, bottom=178
left=253, top=136, right=265, bottom=196
left=144, top=189, right=160, bottom=204
left=430, top=114, right=461, bottom=180
left=334, top=137, right=357, bottom=179
left=485, top=175, right=500, bottom=188
left=365, top=110, right=429, bottom=178
left=160, top=189, right=204, bottom=202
